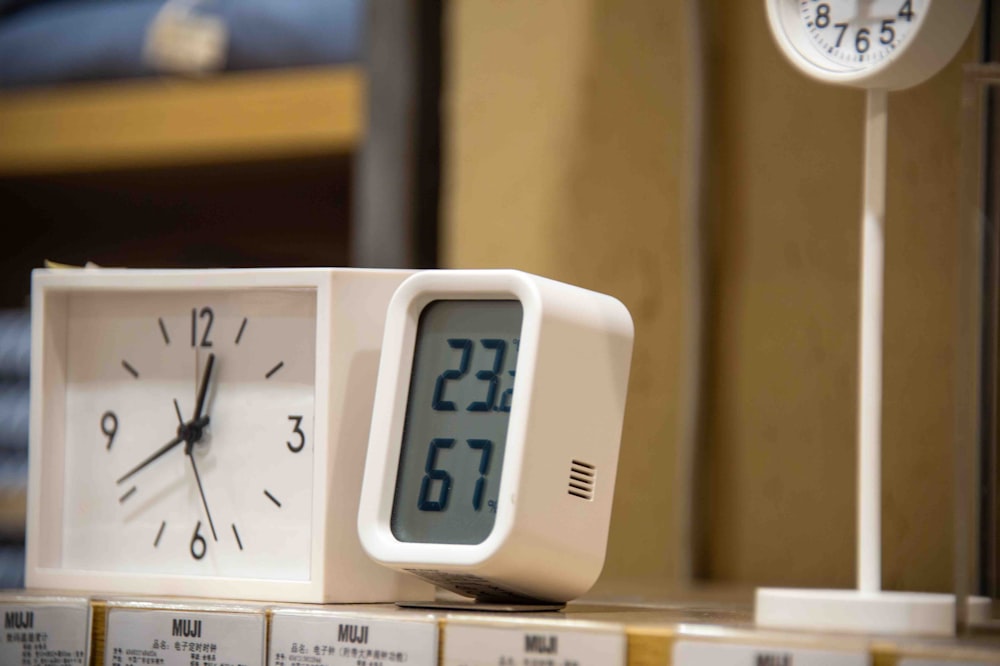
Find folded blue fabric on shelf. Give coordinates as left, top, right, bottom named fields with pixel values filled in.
left=0, top=0, right=364, bottom=88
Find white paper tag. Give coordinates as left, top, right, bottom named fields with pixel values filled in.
left=0, top=601, right=90, bottom=666
left=443, top=622, right=625, bottom=666
left=144, top=2, right=227, bottom=74
left=105, top=608, right=265, bottom=666
left=673, top=641, right=869, bottom=666
left=269, top=610, right=438, bottom=666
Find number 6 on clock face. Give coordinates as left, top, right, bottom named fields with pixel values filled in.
left=358, top=270, right=634, bottom=604
left=26, top=267, right=433, bottom=603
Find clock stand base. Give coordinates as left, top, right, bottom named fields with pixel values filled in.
left=397, top=599, right=566, bottom=613
left=755, top=588, right=991, bottom=636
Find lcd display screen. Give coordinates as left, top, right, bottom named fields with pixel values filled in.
left=390, top=300, right=522, bottom=544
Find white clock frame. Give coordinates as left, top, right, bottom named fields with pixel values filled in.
left=357, top=270, right=634, bottom=603
left=26, top=267, right=433, bottom=603
left=766, top=0, right=979, bottom=90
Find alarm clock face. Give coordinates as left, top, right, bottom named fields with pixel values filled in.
left=791, top=0, right=925, bottom=71
left=389, top=300, right=522, bottom=545
left=59, top=289, right=316, bottom=580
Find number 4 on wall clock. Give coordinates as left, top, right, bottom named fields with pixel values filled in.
left=26, top=267, right=434, bottom=604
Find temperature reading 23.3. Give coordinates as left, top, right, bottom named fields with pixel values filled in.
left=800, top=0, right=922, bottom=69
left=390, top=300, right=522, bottom=546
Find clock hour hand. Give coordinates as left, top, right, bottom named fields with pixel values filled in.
left=193, top=352, right=215, bottom=422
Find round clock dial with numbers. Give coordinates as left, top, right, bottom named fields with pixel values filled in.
left=767, top=0, right=979, bottom=90
left=26, top=268, right=432, bottom=603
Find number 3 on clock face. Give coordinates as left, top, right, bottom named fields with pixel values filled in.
left=26, top=268, right=433, bottom=603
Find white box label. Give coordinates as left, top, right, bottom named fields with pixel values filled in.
left=0, top=602, right=89, bottom=666
left=673, top=641, right=869, bottom=666
left=443, top=622, right=625, bottom=666
left=269, top=611, right=438, bottom=666
left=105, top=608, right=265, bottom=666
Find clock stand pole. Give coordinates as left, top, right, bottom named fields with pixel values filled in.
left=754, top=89, right=967, bottom=636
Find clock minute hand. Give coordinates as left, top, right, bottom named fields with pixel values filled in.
left=116, top=414, right=211, bottom=486
left=116, top=433, right=185, bottom=485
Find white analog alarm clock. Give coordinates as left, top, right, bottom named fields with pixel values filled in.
left=26, top=267, right=432, bottom=603
left=357, top=270, right=634, bottom=603
left=766, top=0, right=979, bottom=90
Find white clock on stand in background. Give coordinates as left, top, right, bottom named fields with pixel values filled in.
left=757, top=0, right=979, bottom=635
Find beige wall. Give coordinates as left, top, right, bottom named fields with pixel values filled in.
left=443, top=0, right=977, bottom=594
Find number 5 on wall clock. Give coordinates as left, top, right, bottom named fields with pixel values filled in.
left=26, top=267, right=433, bottom=604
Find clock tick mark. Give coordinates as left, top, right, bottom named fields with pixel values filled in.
left=232, top=523, right=243, bottom=550
left=235, top=317, right=248, bottom=345
left=119, top=486, right=137, bottom=504
left=265, top=361, right=284, bottom=379
left=264, top=490, right=282, bottom=508
left=158, top=317, right=170, bottom=345
left=121, top=360, right=139, bottom=379
left=154, top=520, right=166, bottom=547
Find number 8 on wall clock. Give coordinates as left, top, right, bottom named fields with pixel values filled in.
left=766, top=0, right=978, bottom=90
left=26, top=268, right=432, bottom=603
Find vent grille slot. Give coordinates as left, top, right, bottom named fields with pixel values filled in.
left=568, top=459, right=596, bottom=500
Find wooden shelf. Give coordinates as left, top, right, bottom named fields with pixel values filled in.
left=67, top=596, right=1000, bottom=665
left=0, top=66, right=364, bottom=175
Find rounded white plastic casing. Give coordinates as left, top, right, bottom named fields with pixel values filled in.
left=766, top=0, right=978, bottom=90
left=26, top=267, right=433, bottom=603
left=357, top=270, right=635, bottom=603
